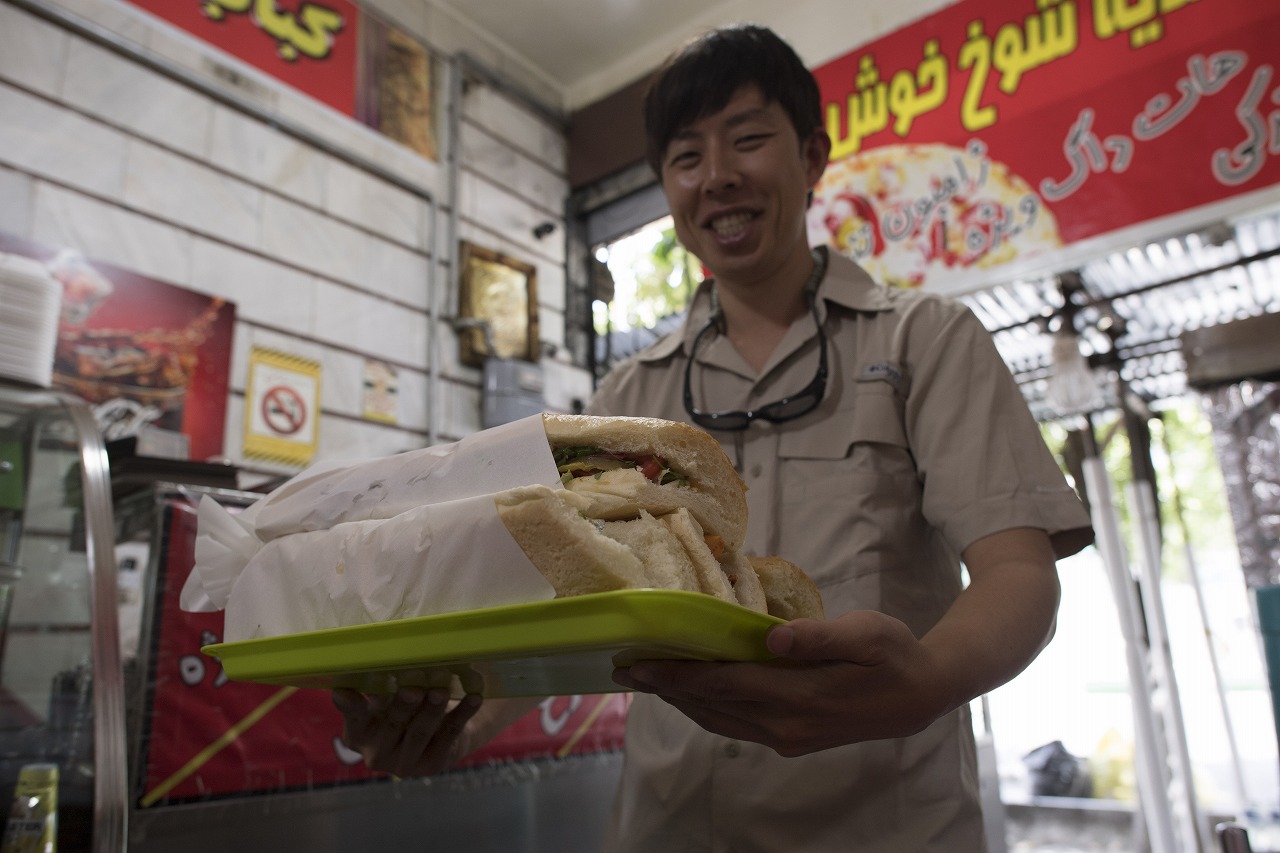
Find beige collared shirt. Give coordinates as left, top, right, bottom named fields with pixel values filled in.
left=588, top=249, right=1093, bottom=853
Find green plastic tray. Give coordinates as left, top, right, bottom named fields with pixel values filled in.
left=203, top=589, right=783, bottom=697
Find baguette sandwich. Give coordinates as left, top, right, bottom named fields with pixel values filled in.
left=495, top=415, right=823, bottom=621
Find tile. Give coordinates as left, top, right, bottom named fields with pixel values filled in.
left=464, top=84, right=566, bottom=171
left=260, top=193, right=369, bottom=285
left=0, top=4, right=69, bottom=98
left=325, top=157, right=425, bottom=249
left=390, top=365, right=430, bottom=433
left=537, top=303, right=564, bottom=354
left=314, top=413, right=425, bottom=461
left=123, top=140, right=262, bottom=248
left=32, top=182, right=193, bottom=286
left=0, top=83, right=128, bottom=198
left=540, top=359, right=593, bottom=414
left=49, top=0, right=151, bottom=45
left=62, top=38, right=213, bottom=159
left=188, top=238, right=316, bottom=330
left=460, top=122, right=567, bottom=211
left=316, top=347, right=364, bottom=418
left=358, top=237, right=431, bottom=310
left=270, top=87, right=444, bottom=214
left=431, top=377, right=483, bottom=442
left=535, top=257, right=566, bottom=312
left=209, top=105, right=327, bottom=208
left=312, top=279, right=427, bottom=366
left=460, top=173, right=565, bottom=264
left=0, top=165, right=35, bottom=239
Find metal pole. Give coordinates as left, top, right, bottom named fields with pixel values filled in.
left=1130, top=479, right=1208, bottom=853
left=1082, top=454, right=1180, bottom=853
left=1158, top=424, right=1251, bottom=820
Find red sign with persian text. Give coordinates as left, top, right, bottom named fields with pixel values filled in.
left=807, top=0, right=1280, bottom=289
left=125, top=0, right=360, bottom=116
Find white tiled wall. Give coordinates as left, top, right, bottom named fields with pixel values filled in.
left=0, top=0, right=590, bottom=477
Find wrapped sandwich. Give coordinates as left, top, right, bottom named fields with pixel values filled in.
left=184, top=414, right=822, bottom=643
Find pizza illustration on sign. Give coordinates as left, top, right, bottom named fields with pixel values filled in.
left=807, top=141, right=1063, bottom=289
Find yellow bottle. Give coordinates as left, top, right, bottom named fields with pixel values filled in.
left=1, top=764, right=57, bottom=853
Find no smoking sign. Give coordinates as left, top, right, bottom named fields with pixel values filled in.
left=261, top=385, right=307, bottom=435
left=244, top=347, right=321, bottom=466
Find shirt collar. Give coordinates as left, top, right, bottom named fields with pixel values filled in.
left=636, top=247, right=895, bottom=363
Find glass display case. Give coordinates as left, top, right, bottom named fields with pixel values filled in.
left=0, top=382, right=127, bottom=851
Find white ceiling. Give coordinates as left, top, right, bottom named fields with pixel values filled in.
left=436, top=0, right=753, bottom=110
left=433, top=0, right=936, bottom=112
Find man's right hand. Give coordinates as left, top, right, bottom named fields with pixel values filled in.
left=332, top=686, right=484, bottom=778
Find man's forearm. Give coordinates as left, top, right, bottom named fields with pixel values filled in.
left=919, top=527, right=1061, bottom=714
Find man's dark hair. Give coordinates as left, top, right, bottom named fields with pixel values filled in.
left=642, top=24, right=823, bottom=174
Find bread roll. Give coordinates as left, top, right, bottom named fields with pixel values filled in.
left=750, top=556, right=825, bottom=620
left=544, top=414, right=748, bottom=552
left=494, top=485, right=649, bottom=597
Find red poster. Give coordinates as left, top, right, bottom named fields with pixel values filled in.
left=459, top=694, right=630, bottom=768
left=0, top=234, right=233, bottom=462
left=124, top=0, right=360, bottom=117
left=141, top=498, right=375, bottom=804
left=808, top=0, right=1280, bottom=289
left=142, top=495, right=627, bottom=805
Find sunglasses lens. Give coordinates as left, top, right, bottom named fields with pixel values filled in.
left=757, top=390, right=821, bottom=422
left=690, top=411, right=744, bottom=430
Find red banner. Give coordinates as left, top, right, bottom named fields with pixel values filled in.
left=124, top=0, right=360, bottom=117
left=140, top=498, right=373, bottom=804
left=807, top=0, right=1280, bottom=289
left=141, top=495, right=626, bottom=805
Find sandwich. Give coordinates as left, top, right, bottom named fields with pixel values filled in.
left=544, top=413, right=748, bottom=552
left=494, top=415, right=823, bottom=621
left=749, top=556, right=825, bottom=621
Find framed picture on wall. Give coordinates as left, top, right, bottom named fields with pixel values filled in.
left=457, top=242, right=539, bottom=367
left=358, top=12, right=439, bottom=161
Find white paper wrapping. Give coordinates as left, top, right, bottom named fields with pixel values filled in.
left=182, top=414, right=565, bottom=641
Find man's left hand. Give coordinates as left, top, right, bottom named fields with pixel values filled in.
left=612, top=610, right=952, bottom=757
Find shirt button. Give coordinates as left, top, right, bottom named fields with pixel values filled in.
left=724, top=741, right=741, bottom=758
left=749, top=464, right=762, bottom=478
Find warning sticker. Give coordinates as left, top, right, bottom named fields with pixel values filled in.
left=244, top=347, right=320, bottom=466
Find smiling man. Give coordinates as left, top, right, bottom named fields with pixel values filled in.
left=335, top=24, right=1093, bottom=853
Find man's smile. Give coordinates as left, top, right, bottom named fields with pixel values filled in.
left=709, top=210, right=758, bottom=238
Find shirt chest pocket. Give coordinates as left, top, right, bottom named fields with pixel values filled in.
left=777, top=384, right=918, bottom=506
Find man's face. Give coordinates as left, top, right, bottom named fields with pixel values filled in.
left=658, top=85, right=829, bottom=287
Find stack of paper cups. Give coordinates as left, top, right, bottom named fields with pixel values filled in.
left=0, top=252, right=62, bottom=388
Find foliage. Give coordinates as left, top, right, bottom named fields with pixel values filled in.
left=594, top=222, right=702, bottom=336
left=1042, top=396, right=1237, bottom=582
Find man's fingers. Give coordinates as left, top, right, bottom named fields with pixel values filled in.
left=412, top=693, right=484, bottom=773
left=331, top=688, right=364, bottom=715
left=621, top=660, right=781, bottom=705
left=766, top=612, right=899, bottom=664
left=363, top=687, right=432, bottom=771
